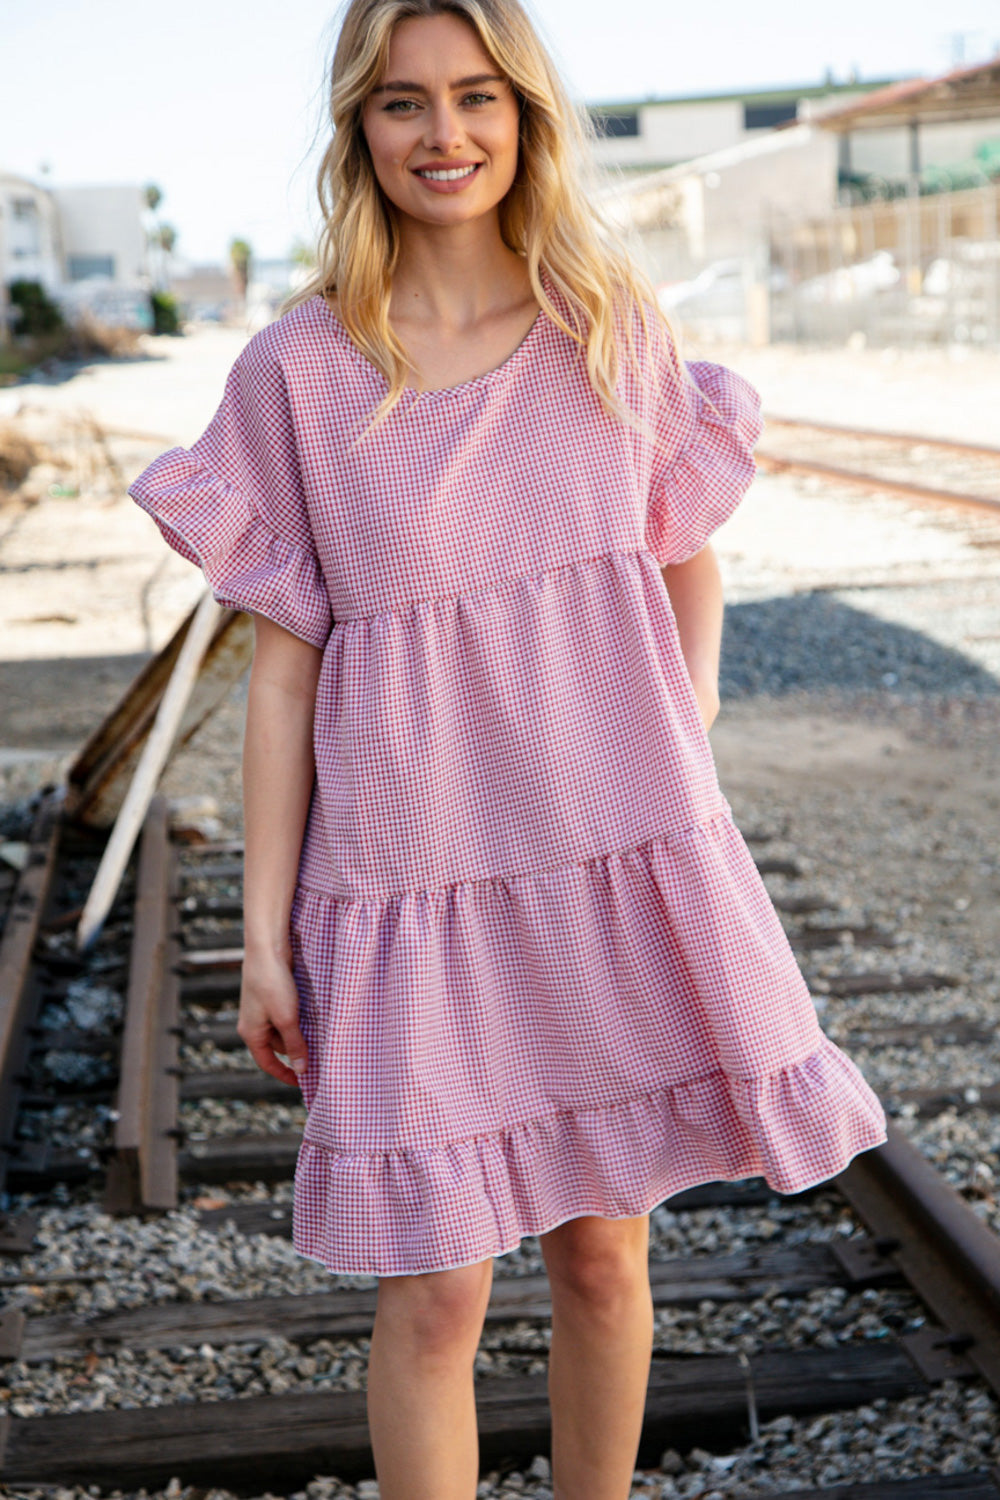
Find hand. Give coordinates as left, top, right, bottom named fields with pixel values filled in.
left=237, top=948, right=309, bottom=1087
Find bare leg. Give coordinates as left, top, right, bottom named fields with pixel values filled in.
left=366, top=1257, right=494, bottom=1500
left=540, top=1213, right=654, bottom=1500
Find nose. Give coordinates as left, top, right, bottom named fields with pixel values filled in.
left=422, top=96, right=465, bottom=154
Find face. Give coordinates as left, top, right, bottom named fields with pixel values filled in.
left=360, top=11, right=521, bottom=231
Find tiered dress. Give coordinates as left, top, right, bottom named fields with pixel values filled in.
left=128, top=273, right=887, bottom=1276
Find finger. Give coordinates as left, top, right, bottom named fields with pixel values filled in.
left=245, top=1037, right=300, bottom=1088
left=277, top=1023, right=309, bottom=1078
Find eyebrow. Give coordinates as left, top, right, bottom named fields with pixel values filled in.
left=371, top=73, right=506, bottom=94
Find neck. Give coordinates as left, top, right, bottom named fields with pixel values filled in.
left=389, top=216, right=533, bottom=328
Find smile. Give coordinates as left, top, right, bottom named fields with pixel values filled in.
left=414, top=163, right=482, bottom=181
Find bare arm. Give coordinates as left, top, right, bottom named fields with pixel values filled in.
left=660, top=543, right=724, bottom=732
left=238, top=615, right=323, bottom=1084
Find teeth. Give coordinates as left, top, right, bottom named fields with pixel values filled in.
left=417, top=164, right=479, bottom=181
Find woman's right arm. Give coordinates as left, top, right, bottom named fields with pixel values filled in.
left=238, top=615, right=323, bottom=1085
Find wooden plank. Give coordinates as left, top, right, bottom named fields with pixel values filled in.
left=176, top=896, right=242, bottom=920
left=0, top=1344, right=929, bottom=1490
left=790, top=923, right=898, bottom=952
left=753, top=856, right=802, bottom=877
left=844, top=1021, right=991, bottom=1046
left=179, top=971, right=241, bottom=1003
left=28, top=1026, right=120, bottom=1056
left=175, top=947, right=243, bottom=972
left=75, top=591, right=223, bottom=950
left=179, top=1133, right=302, bottom=1183
left=179, top=1070, right=296, bottom=1103
left=814, top=971, right=961, bottom=998
left=181, top=1019, right=241, bottom=1048
left=19, top=1240, right=903, bottom=1361
left=196, top=1200, right=294, bottom=1236
left=891, top=1084, right=1000, bottom=1116
left=65, top=609, right=253, bottom=830
left=178, top=862, right=244, bottom=885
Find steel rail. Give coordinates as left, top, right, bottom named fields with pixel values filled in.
left=836, top=1120, right=1000, bottom=1397
left=754, top=449, right=1000, bottom=516
left=764, top=415, right=1000, bottom=464
left=0, top=788, right=62, bottom=1245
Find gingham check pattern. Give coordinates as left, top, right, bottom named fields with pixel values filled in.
left=128, top=272, right=886, bottom=1276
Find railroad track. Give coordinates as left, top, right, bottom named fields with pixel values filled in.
left=2, top=794, right=1000, bottom=1493
left=757, top=417, right=1000, bottom=518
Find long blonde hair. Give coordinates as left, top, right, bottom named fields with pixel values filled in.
left=281, top=0, right=684, bottom=431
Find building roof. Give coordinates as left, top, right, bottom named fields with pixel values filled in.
left=814, top=55, right=1000, bottom=130
left=586, top=77, right=899, bottom=114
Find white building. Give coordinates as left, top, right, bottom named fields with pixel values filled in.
left=0, top=173, right=64, bottom=291
left=600, top=124, right=839, bottom=283
left=0, top=175, right=152, bottom=332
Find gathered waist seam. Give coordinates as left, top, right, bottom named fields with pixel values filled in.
left=333, top=546, right=657, bottom=628
left=294, top=800, right=731, bottom=907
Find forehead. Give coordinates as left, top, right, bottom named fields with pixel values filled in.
left=380, top=11, right=496, bottom=73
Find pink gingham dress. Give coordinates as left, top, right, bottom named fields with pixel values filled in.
left=129, top=271, right=887, bottom=1276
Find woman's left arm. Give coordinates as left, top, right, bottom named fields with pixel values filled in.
left=660, top=543, right=724, bottom=732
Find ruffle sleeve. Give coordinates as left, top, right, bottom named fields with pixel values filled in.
left=644, top=357, right=764, bottom=568
left=127, top=337, right=333, bottom=649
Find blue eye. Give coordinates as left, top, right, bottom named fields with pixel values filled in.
left=382, top=90, right=498, bottom=113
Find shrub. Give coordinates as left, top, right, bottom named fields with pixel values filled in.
left=7, top=279, right=64, bottom=338
left=150, top=290, right=181, bottom=334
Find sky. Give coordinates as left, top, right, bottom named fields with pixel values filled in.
left=4, top=0, right=1000, bottom=264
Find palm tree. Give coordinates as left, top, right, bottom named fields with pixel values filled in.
left=229, top=238, right=252, bottom=306
left=143, top=183, right=172, bottom=290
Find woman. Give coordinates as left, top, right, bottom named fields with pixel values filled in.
left=128, top=2, right=886, bottom=1496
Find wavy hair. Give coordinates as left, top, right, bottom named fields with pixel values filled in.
left=281, top=0, right=684, bottom=432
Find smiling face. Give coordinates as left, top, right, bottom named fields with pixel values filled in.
left=360, top=11, right=521, bottom=233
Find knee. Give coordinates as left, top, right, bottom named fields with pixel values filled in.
left=376, top=1259, right=493, bottom=1358
left=543, top=1217, right=650, bottom=1311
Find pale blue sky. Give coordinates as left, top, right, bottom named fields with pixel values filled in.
left=4, top=0, right=999, bottom=262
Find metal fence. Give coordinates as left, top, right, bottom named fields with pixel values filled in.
left=766, top=182, right=1000, bottom=348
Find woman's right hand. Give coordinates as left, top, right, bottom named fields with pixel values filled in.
left=237, top=947, right=309, bottom=1086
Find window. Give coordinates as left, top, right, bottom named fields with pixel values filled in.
left=744, top=102, right=798, bottom=130
left=68, top=254, right=115, bottom=280
left=9, top=196, right=41, bottom=257
left=592, top=110, right=640, bottom=138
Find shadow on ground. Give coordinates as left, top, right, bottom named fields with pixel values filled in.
left=720, top=594, right=1000, bottom=699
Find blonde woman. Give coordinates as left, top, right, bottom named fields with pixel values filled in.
left=129, top=2, right=886, bottom=1495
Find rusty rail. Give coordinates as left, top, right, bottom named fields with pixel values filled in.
left=103, top=798, right=180, bottom=1212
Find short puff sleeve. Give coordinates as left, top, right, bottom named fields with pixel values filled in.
left=644, top=357, right=764, bottom=568
left=127, top=338, right=333, bottom=648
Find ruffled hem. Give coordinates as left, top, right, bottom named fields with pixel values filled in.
left=291, top=1035, right=887, bottom=1276
left=645, top=360, right=764, bottom=567
left=129, top=448, right=333, bottom=648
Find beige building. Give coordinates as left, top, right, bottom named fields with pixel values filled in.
left=586, top=78, right=896, bottom=175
